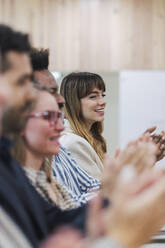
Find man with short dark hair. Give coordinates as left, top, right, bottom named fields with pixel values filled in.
left=0, top=24, right=37, bottom=247
left=0, top=24, right=34, bottom=108
left=30, top=48, right=65, bottom=107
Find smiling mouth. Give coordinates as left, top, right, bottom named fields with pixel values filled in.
left=94, top=109, right=104, bottom=112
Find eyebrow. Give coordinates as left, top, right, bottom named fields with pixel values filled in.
left=24, top=74, right=33, bottom=80
left=89, top=91, right=100, bottom=94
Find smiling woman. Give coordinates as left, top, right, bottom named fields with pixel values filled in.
left=10, top=89, right=78, bottom=210
left=80, top=88, right=106, bottom=127
left=60, top=72, right=107, bottom=179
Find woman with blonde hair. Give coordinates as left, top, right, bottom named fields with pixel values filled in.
left=10, top=89, right=79, bottom=210
left=60, top=72, right=107, bottom=179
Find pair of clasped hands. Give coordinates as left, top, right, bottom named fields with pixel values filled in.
left=41, top=126, right=165, bottom=248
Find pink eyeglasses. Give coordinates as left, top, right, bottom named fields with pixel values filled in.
left=29, top=110, right=64, bottom=124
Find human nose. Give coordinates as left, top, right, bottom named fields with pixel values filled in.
left=98, top=95, right=106, bottom=106
left=56, top=93, right=65, bottom=105
left=53, top=116, right=65, bottom=132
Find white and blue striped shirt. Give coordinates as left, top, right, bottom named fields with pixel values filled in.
left=52, top=146, right=101, bottom=205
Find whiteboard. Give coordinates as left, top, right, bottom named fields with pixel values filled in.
left=119, top=70, right=165, bottom=167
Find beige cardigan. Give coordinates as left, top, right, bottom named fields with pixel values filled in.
left=60, top=120, right=104, bottom=180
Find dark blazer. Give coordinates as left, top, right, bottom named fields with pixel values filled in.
left=0, top=137, right=87, bottom=248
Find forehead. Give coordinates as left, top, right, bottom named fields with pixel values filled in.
left=34, top=70, right=58, bottom=89
left=6, top=51, right=32, bottom=74
left=34, top=91, right=59, bottom=112
left=89, top=88, right=104, bottom=93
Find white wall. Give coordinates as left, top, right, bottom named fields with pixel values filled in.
left=119, top=70, right=165, bottom=166
left=102, top=73, right=119, bottom=156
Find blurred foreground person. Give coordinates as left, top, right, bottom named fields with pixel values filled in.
left=0, top=24, right=36, bottom=247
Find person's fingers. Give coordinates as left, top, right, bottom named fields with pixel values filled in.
left=152, top=134, right=162, bottom=144
left=115, top=147, right=120, bottom=158
left=140, top=133, right=151, bottom=142
left=145, top=133, right=152, bottom=142
left=161, top=135, right=165, bottom=143
left=137, top=143, right=157, bottom=170
left=120, top=141, right=157, bottom=173
left=115, top=169, right=165, bottom=203
left=102, top=154, right=122, bottom=198
left=156, top=145, right=165, bottom=161
left=144, top=126, right=157, bottom=134
left=104, top=154, right=116, bottom=168
left=129, top=170, right=165, bottom=197
left=118, top=145, right=137, bottom=167
left=106, top=169, right=165, bottom=247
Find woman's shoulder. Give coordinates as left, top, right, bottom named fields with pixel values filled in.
left=60, top=120, right=104, bottom=178
left=60, top=119, right=90, bottom=147
left=60, top=128, right=90, bottom=149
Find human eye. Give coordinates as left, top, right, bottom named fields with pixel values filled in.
left=17, top=75, right=32, bottom=86
left=17, top=78, right=27, bottom=86
left=49, top=88, right=57, bottom=95
left=89, top=94, right=97, bottom=99
left=102, top=93, right=106, bottom=97
left=42, top=111, right=51, bottom=120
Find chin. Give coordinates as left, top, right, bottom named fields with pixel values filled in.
left=95, top=117, right=104, bottom=122
left=46, top=147, right=60, bottom=156
left=53, top=147, right=60, bottom=155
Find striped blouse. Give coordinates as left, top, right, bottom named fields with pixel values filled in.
left=52, top=146, right=101, bottom=205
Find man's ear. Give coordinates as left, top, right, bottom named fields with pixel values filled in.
left=0, top=75, right=11, bottom=105
left=21, top=130, right=25, bottom=136
left=0, top=93, right=7, bottom=105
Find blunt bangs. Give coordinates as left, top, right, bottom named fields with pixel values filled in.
left=60, top=72, right=106, bottom=106
left=75, top=72, right=105, bottom=99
